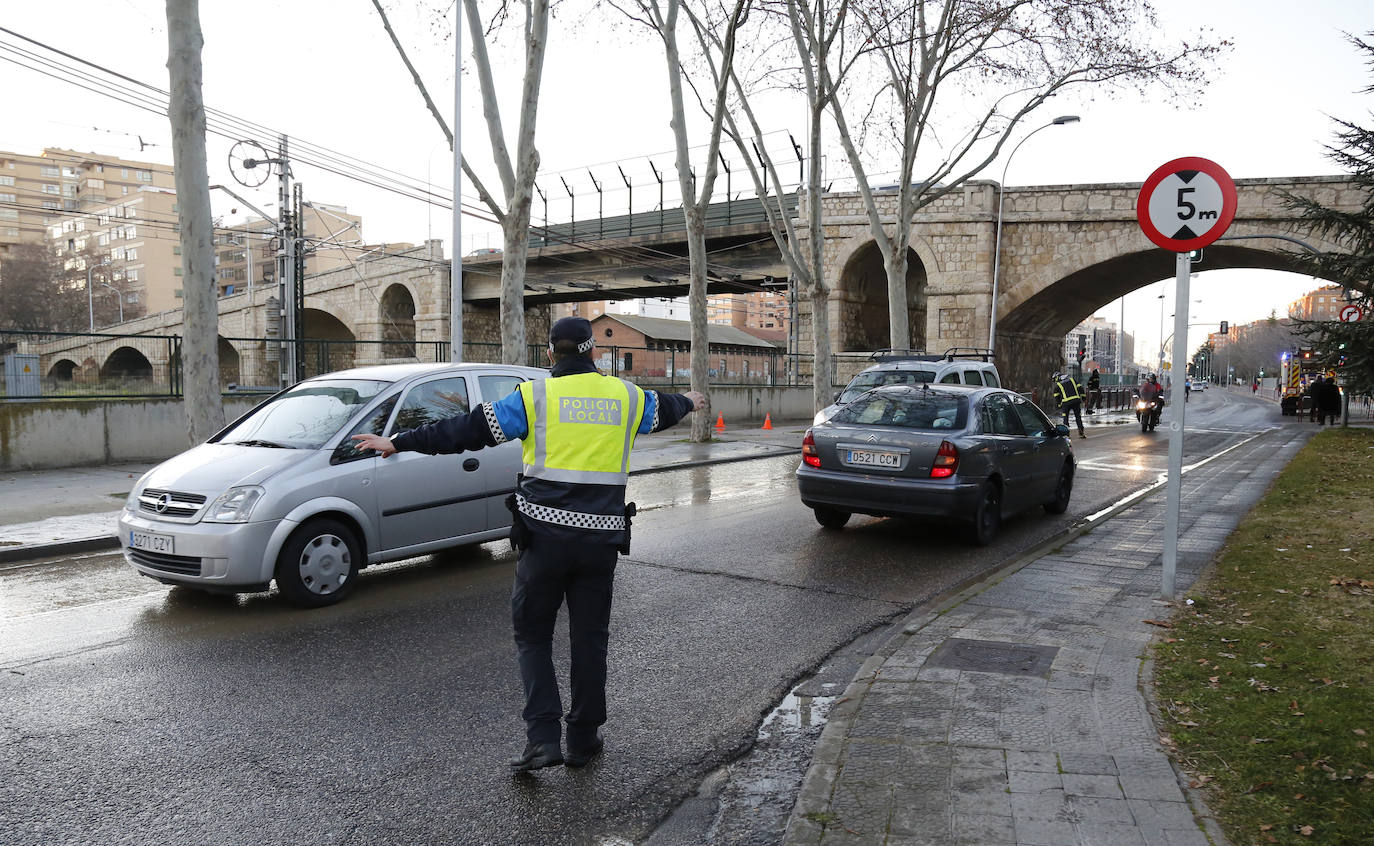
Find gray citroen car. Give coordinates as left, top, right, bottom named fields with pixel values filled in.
left=796, top=384, right=1075, bottom=544
left=118, top=362, right=546, bottom=606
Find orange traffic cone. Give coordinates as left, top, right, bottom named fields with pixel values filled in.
left=714, top=412, right=726, bottom=432
left=761, top=413, right=773, bottom=430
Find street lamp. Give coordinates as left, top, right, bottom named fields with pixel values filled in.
left=989, top=115, right=1080, bottom=354
left=100, top=282, right=124, bottom=323
left=86, top=258, right=110, bottom=332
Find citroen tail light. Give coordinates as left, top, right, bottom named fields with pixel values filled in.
left=930, top=440, right=958, bottom=478
left=802, top=429, right=821, bottom=468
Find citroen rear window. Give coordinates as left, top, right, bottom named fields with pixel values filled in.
left=831, top=391, right=968, bottom=430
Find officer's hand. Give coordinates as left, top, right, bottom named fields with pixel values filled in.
left=351, top=433, right=397, bottom=457
left=684, top=390, right=707, bottom=412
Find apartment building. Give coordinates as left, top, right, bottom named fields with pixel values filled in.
left=0, top=147, right=174, bottom=255
left=1061, top=315, right=1132, bottom=373
left=707, top=290, right=790, bottom=333
left=214, top=202, right=365, bottom=298
left=1287, top=284, right=1350, bottom=321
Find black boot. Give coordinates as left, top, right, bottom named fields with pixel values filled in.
left=509, top=741, right=563, bottom=772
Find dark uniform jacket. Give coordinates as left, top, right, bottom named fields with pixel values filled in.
left=390, top=357, right=696, bottom=548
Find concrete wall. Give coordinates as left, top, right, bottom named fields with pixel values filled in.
left=0, top=388, right=812, bottom=471
left=0, top=397, right=262, bottom=472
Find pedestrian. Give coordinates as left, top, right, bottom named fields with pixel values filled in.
left=1085, top=367, right=1101, bottom=414
left=1316, top=375, right=1342, bottom=425
left=1305, top=378, right=1320, bottom=423
left=352, top=317, right=707, bottom=772
left=1051, top=371, right=1087, bottom=438
left=1252, top=380, right=1259, bottom=394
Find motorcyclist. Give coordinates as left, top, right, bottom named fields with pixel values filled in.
left=1138, top=373, right=1165, bottom=426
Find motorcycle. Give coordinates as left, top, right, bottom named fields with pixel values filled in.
left=1134, top=393, right=1163, bottom=432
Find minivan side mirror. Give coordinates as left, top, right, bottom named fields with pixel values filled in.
left=1054, top=424, right=1071, bottom=438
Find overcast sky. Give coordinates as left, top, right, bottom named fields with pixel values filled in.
left=1, top=0, right=1369, bottom=363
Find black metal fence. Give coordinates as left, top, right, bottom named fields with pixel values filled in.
left=1, top=329, right=814, bottom=399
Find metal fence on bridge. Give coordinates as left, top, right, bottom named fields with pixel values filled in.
left=1, top=329, right=814, bottom=399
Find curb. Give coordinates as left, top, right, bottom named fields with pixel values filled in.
left=0, top=535, right=120, bottom=565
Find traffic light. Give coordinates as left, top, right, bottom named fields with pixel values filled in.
left=1219, top=320, right=1228, bottom=334
left=1301, top=348, right=1314, bottom=361
left=1075, top=334, right=1087, bottom=363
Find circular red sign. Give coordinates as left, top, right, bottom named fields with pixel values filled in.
left=1136, top=157, right=1238, bottom=252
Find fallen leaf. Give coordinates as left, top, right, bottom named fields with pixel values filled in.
left=1246, top=781, right=1273, bottom=793
left=1300, top=825, right=1315, bottom=836
left=1143, top=619, right=1172, bottom=628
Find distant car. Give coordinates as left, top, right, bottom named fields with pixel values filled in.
left=814, top=348, right=1002, bottom=425
left=466, top=247, right=503, bottom=257
left=797, top=384, right=1074, bottom=545
left=119, top=362, right=547, bottom=606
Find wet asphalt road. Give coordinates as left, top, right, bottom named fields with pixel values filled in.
left=0, top=389, right=1283, bottom=846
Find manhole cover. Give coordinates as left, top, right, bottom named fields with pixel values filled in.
left=924, top=637, right=1058, bottom=678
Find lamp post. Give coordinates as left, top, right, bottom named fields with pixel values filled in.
left=1157, top=292, right=1166, bottom=379
left=85, top=258, right=109, bottom=331
left=100, top=282, right=124, bottom=323
left=989, top=115, right=1080, bottom=354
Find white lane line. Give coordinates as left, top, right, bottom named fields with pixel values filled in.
left=1082, top=429, right=1269, bottom=524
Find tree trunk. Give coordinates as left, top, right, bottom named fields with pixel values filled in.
left=885, top=246, right=910, bottom=349
left=685, top=207, right=711, bottom=442
left=165, top=0, right=223, bottom=444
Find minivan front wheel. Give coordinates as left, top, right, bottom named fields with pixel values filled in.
left=275, top=518, right=361, bottom=607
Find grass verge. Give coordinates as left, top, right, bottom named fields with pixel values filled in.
left=1152, top=427, right=1374, bottom=844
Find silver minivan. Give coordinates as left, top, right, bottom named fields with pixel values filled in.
left=118, top=362, right=546, bottom=607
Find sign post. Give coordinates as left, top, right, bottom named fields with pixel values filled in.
left=1136, top=157, right=1237, bottom=599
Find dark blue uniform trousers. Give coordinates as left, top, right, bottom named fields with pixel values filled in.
left=511, top=537, right=618, bottom=746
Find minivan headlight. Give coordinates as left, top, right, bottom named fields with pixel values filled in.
left=204, top=486, right=265, bottom=523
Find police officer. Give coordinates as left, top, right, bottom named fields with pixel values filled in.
left=1052, top=371, right=1087, bottom=438
left=353, top=317, right=706, bottom=772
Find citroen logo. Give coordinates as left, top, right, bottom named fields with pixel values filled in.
left=866, top=434, right=878, bottom=442
left=155, top=493, right=173, bottom=513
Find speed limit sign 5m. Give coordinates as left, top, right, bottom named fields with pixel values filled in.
left=1137, top=157, right=1238, bottom=252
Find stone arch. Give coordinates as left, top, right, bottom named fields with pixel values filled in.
left=100, top=346, right=154, bottom=382
left=48, top=358, right=78, bottom=381
left=299, top=308, right=358, bottom=377
left=835, top=241, right=928, bottom=351
left=218, top=336, right=241, bottom=387
left=379, top=282, right=418, bottom=359
left=995, top=228, right=1347, bottom=391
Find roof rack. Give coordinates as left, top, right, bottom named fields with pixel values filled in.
left=939, top=347, right=995, bottom=362
left=869, top=348, right=935, bottom=362
left=868, top=347, right=996, bottom=363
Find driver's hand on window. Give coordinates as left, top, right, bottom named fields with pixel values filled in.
left=351, top=433, right=397, bottom=457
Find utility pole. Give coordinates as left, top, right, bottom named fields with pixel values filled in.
left=275, top=134, right=298, bottom=386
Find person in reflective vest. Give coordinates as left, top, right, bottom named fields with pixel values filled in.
left=353, top=317, right=706, bottom=772
left=1052, top=371, right=1087, bottom=439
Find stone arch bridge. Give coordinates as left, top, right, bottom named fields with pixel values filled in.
left=15, top=176, right=1360, bottom=396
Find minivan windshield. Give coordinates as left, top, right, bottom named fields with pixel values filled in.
left=220, top=379, right=389, bottom=449
left=832, top=389, right=968, bottom=430
left=838, top=369, right=937, bottom=405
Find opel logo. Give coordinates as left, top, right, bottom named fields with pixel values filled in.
left=155, top=493, right=173, bottom=513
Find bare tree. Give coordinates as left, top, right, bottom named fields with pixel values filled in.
left=713, top=0, right=863, bottom=413
left=0, top=243, right=85, bottom=331
left=610, top=0, right=750, bottom=441
left=830, top=0, right=1222, bottom=350
left=372, top=0, right=550, bottom=365
left=166, top=0, right=224, bottom=443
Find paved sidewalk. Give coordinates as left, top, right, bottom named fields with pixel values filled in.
left=783, top=422, right=1313, bottom=846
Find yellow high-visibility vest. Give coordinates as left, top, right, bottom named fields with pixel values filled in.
left=518, top=372, right=647, bottom=485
